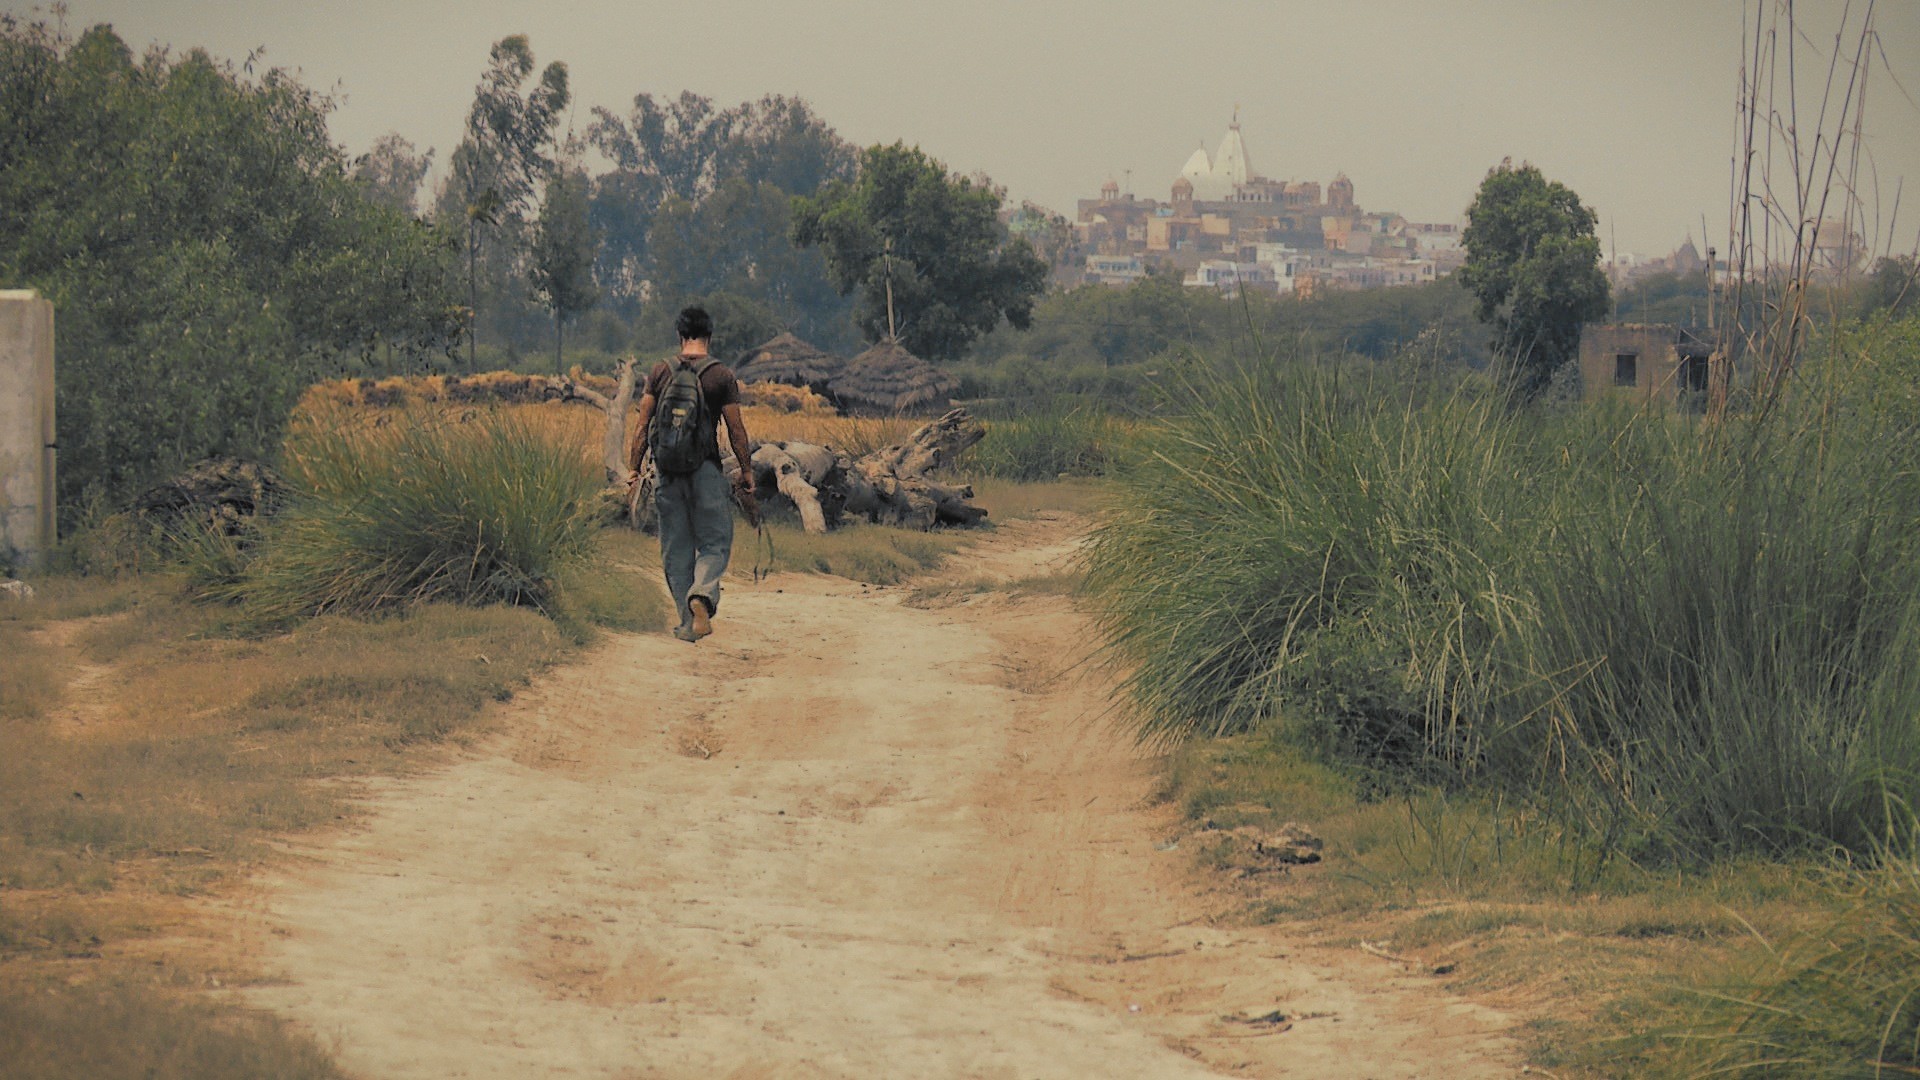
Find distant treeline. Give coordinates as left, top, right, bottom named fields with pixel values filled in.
left=6, top=13, right=1910, bottom=516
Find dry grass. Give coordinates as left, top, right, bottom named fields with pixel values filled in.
left=1158, top=733, right=1855, bottom=1075
left=0, top=587, right=568, bottom=891
left=738, top=405, right=918, bottom=457
left=0, top=622, right=65, bottom=721
left=904, top=570, right=1083, bottom=608
left=0, top=976, right=344, bottom=1080
left=0, top=537, right=660, bottom=1077
left=335, top=398, right=919, bottom=468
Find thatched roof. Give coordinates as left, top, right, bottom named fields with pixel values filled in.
left=737, top=332, right=842, bottom=391
left=828, top=340, right=959, bottom=415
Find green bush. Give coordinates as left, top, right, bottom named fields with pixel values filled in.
left=1086, top=337, right=1920, bottom=860
left=216, top=409, right=601, bottom=623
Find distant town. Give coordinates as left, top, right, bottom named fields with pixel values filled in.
left=1058, top=113, right=1730, bottom=296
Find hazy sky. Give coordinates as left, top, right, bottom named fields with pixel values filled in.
left=11, top=0, right=1920, bottom=258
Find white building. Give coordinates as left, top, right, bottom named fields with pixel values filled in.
left=1085, top=253, right=1147, bottom=286
left=1184, top=259, right=1275, bottom=294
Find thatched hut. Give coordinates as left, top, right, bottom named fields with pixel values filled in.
left=736, top=332, right=843, bottom=395
left=828, top=340, right=959, bottom=416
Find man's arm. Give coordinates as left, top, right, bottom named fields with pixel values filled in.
left=626, top=392, right=656, bottom=481
left=720, top=402, right=753, bottom=485
left=720, top=402, right=759, bottom=526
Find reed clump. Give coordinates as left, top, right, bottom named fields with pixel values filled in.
left=212, top=407, right=604, bottom=624
left=1085, top=334, right=1920, bottom=861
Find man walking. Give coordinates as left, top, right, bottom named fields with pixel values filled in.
left=627, top=306, right=758, bottom=642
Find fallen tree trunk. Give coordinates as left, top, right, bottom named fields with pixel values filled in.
left=742, top=409, right=988, bottom=533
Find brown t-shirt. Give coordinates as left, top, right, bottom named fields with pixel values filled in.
left=644, top=355, right=742, bottom=416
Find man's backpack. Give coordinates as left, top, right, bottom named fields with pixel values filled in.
left=649, top=355, right=721, bottom=475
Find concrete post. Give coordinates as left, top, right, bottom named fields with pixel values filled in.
left=0, top=290, right=55, bottom=570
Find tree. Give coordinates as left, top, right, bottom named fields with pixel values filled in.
left=529, top=165, right=601, bottom=367
left=0, top=18, right=461, bottom=512
left=352, top=132, right=433, bottom=216
left=435, top=35, right=569, bottom=368
left=1458, top=161, right=1610, bottom=398
left=1008, top=201, right=1078, bottom=273
left=1863, top=255, right=1918, bottom=318
left=790, top=143, right=1048, bottom=360
left=634, top=178, right=848, bottom=347
left=585, top=92, right=855, bottom=321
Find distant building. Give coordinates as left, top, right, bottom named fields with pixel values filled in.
left=1184, top=259, right=1277, bottom=295
left=1085, top=253, right=1146, bottom=286
left=1578, top=323, right=1715, bottom=411
left=1073, top=112, right=1460, bottom=295
left=1327, top=173, right=1354, bottom=212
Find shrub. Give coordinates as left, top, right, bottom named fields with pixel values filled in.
left=1085, top=342, right=1920, bottom=860
left=217, top=408, right=602, bottom=623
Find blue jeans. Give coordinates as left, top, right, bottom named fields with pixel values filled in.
left=654, top=458, right=734, bottom=627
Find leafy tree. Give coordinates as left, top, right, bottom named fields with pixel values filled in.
left=585, top=92, right=855, bottom=321
left=529, top=165, right=601, bottom=366
left=1008, top=201, right=1078, bottom=274
left=641, top=178, right=854, bottom=351
left=790, top=143, right=1048, bottom=359
left=435, top=35, right=568, bottom=368
left=0, top=17, right=461, bottom=513
left=352, top=132, right=433, bottom=216
left=1458, top=161, right=1610, bottom=397
left=1863, top=255, right=1918, bottom=318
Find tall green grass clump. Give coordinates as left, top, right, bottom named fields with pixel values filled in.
left=1085, top=337, right=1920, bottom=860
left=221, top=408, right=601, bottom=622
left=962, top=402, right=1121, bottom=481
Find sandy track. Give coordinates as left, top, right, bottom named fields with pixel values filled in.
left=232, top=515, right=1517, bottom=1078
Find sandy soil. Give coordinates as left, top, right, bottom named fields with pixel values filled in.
left=229, top=514, right=1518, bottom=1078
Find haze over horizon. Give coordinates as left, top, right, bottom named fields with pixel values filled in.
left=9, top=0, right=1919, bottom=260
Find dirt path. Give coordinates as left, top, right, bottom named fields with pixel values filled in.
left=229, top=515, right=1517, bottom=1078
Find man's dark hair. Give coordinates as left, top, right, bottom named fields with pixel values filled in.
left=676, top=306, right=713, bottom=342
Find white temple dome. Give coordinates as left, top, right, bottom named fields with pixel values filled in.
left=1213, top=123, right=1252, bottom=189
left=1179, top=147, right=1213, bottom=191
left=1174, top=117, right=1253, bottom=202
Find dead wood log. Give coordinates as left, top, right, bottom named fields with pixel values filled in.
left=750, top=443, right=828, bottom=534
left=742, top=409, right=988, bottom=533
left=545, top=357, right=638, bottom=484
left=862, top=408, right=985, bottom=478
left=133, top=457, right=283, bottom=533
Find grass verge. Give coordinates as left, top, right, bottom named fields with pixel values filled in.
left=0, top=527, right=661, bottom=1078
left=1155, top=732, right=1875, bottom=1075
